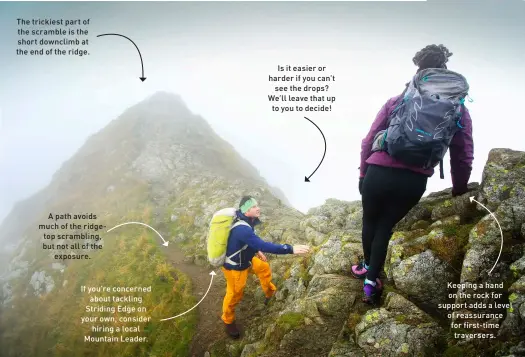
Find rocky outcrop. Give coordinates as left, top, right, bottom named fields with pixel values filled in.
left=29, top=271, right=55, bottom=296
left=308, top=229, right=362, bottom=276
left=355, top=293, right=445, bottom=357
left=2, top=89, right=524, bottom=357
left=214, top=149, right=525, bottom=357
left=392, top=249, right=455, bottom=306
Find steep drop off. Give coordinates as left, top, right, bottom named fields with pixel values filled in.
left=0, top=91, right=303, bottom=357
left=1, top=92, right=524, bottom=357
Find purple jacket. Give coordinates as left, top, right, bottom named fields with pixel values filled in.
left=360, top=94, right=474, bottom=194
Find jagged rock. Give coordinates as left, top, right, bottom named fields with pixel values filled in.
left=395, top=204, right=432, bottom=232
left=274, top=259, right=309, bottom=303
left=1, top=282, right=13, bottom=305
left=255, top=275, right=363, bottom=357
left=499, top=276, right=525, bottom=338
left=300, top=274, right=362, bottom=317
left=275, top=276, right=307, bottom=304
left=328, top=324, right=366, bottom=357
left=355, top=292, right=444, bottom=357
left=240, top=342, right=263, bottom=357
left=300, top=215, right=330, bottom=234
left=411, top=220, right=431, bottom=230
left=430, top=220, right=443, bottom=228
left=443, top=215, right=461, bottom=226
left=307, top=274, right=360, bottom=296
left=508, top=341, right=525, bottom=356
left=458, top=180, right=525, bottom=313
left=328, top=340, right=365, bottom=357
left=430, top=192, right=478, bottom=222
left=460, top=243, right=499, bottom=281
left=308, top=286, right=355, bottom=317
left=392, top=250, right=455, bottom=305
left=384, top=233, right=430, bottom=281
left=308, top=231, right=362, bottom=276
left=305, top=199, right=362, bottom=233
left=280, top=297, right=323, bottom=323
left=29, top=270, right=55, bottom=296
left=455, top=244, right=511, bottom=318
left=304, top=226, right=327, bottom=246
left=477, top=149, right=525, bottom=212
left=1, top=260, right=29, bottom=281
left=395, top=182, right=479, bottom=231
left=511, top=256, right=525, bottom=278
left=344, top=205, right=363, bottom=231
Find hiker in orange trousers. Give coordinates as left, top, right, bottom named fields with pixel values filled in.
left=221, top=196, right=310, bottom=338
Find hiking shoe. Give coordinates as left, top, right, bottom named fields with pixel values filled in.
left=351, top=261, right=369, bottom=279
left=264, top=293, right=276, bottom=306
left=224, top=322, right=240, bottom=339
left=362, top=279, right=383, bottom=305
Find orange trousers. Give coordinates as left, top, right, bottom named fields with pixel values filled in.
left=221, top=256, right=276, bottom=324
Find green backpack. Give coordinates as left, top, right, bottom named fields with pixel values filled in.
left=206, top=207, right=250, bottom=267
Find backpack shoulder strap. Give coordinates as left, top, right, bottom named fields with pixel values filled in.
left=389, top=84, right=410, bottom=119
left=232, top=220, right=250, bottom=229
left=225, top=244, right=249, bottom=265
left=225, top=219, right=251, bottom=265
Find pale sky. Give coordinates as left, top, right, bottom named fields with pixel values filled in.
left=1, top=0, right=524, bottom=221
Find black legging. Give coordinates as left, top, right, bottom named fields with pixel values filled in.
left=361, top=164, right=428, bottom=281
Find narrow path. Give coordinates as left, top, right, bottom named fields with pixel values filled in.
left=152, top=203, right=228, bottom=356
left=162, top=244, right=227, bottom=357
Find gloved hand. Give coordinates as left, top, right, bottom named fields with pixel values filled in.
left=292, top=245, right=310, bottom=254
left=359, top=178, right=364, bottom=195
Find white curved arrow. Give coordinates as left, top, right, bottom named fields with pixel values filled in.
left=106, top=221, right=169, bottom=247
left=470, top=197, right=503, bottom=275
left=160, top=271, right=216, bottom=321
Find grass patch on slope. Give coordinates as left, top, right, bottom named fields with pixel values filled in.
left=0, top=182, right=198, bottom=357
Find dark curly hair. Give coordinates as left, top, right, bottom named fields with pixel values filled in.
left=413, top=44, right=453, bottom=71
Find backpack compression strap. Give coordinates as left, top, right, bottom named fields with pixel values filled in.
left=224, top=220, right=250, bottom=265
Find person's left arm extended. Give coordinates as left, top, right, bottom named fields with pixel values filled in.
left=239, top=226, right=293, bottom=254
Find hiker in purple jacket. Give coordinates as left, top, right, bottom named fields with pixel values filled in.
left=351, top=44, right=474, bottom=305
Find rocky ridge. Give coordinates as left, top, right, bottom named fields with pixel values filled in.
left=0, top=91, right=523, bottom=357
left=206, top=148, right=525, bottom=357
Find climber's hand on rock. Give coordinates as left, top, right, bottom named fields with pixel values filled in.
left=293, top=245, right=310, bottom=255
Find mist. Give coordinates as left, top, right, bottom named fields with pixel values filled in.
left=1, top=0, right=524, bottom=221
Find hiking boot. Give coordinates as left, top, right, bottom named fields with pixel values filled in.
left=351, top=261, right=369, bottom=279
left=362, top=278, right=383, bottom=305
left=264, top=295, right=275, bottom=305
left=224, top=322, right=240, bottom=339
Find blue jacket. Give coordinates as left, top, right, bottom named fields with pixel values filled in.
left=223, top=210, right=293, bottom=270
